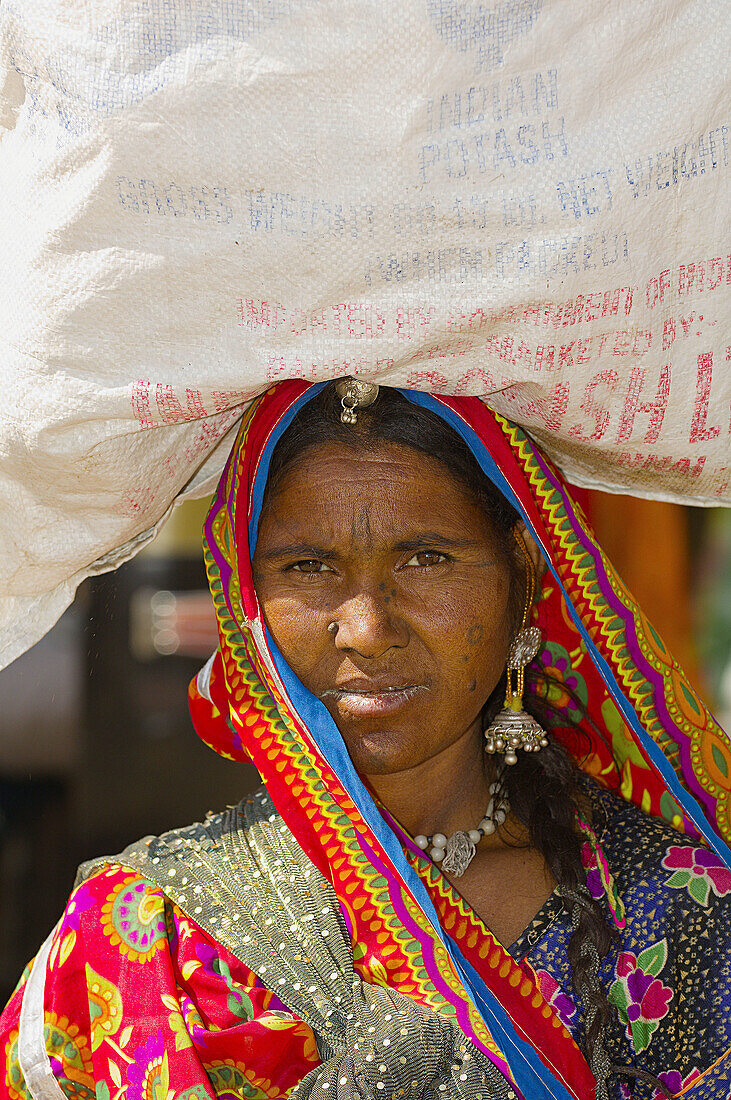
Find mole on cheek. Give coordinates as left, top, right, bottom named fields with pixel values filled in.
left=467, top=623, right=484, bottom=645
left=468, top=679, right=477, bottom=692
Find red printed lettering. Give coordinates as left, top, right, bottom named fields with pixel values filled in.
left=210, top=389, right=255, bottom=413
left=533, top=345, right=556, bottom=371
left=155, top=384, right=207, bottom=425
left=617, top=452, right=708, bottom=480
left=131, top=380, right=153, bottom=430
left=570, top=369, right=619, bottom=440
left=331, top=303, right=386, bottom=339
left=533, top=382, right=571, bottom=431
left=662, top=317, right=676, bottom=350
left=267, top=357, right=289, bottom=382
left=398, top=307, right=436, bottom=339
left=670, top=456, right=707, bottom=478
left=453, top=367, right=499, bottom=394
left=678, top=255, right=731, bottom=295
left=184, top=389, right=206, bottom=419
left=119, top=488, right=157, bottom=518
left=679, top=262, right=704, bottom=295
left=618, top=453, right=671, bottom=472
left=576, top=339, right=591, bottom=364
left=616, top=364, right=671, bottom=444
left=612, top=331, right=632, bottom=356
left=707, top=257, right=724, bottom=291
left=513, top=342, right=534, bottom=369
left=689, top=352, right=721, bottom=442
left=679, top=312, right=696, bottom=338
left=184, top=412, right=239, bottom=467
left=404, top=369, right=449, bottom=390
left=558, top=343, right=575, bottom=369
left=645, top=269, right=671, bottom=309
left=583, top=292, right=604, bottom=323
left=632, top=331, right=652, bottom=355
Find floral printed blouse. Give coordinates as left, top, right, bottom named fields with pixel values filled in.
left=510, top=781, right=731, bottom=1098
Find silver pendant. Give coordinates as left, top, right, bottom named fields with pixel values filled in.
left=334, top=377, right=379, bottom=424
left=441, top=830, right=476, bottom=877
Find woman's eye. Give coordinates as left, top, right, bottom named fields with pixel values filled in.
left=290, top=559, right=332, bottom=574
left=404, top=550, right=448, bottom=568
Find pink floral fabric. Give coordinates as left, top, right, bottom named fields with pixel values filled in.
left=1, top=865, right=320, bottom=1100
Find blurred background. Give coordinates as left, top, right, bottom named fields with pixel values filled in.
left=0, top=488, right=729, bottom=1000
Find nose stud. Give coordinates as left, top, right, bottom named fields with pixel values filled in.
left=327, top=622, right=339, bottom=635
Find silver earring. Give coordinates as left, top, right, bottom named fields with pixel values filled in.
left=483, top=626, right=548, bottom=764
left=334, top=377, right=379, bottom=424
left=484, top=532, right=549, bottom=765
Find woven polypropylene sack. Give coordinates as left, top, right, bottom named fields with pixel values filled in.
left=0, top=0, right=729, bottom=667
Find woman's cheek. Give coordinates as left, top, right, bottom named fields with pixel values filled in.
left=261, top=596, right=327, bottom=659
left=407, top=581, right=475, bottom=625
left=461, top=623, right=503, bottom=676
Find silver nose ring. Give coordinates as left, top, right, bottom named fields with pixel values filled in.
left=327, top=622, right=339, bottom=635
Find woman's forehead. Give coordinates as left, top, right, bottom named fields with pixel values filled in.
left=257, top=441, right=497, bottom=546
left=266, top=440, right=480, bottom=502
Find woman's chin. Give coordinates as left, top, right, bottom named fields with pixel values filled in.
left=339, top=726, right=426, bottom=777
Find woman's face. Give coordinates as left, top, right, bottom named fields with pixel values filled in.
left=253, top=441, right=516, bottom=777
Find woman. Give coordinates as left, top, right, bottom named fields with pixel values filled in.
left=2, top=379, right=731, bottom=1100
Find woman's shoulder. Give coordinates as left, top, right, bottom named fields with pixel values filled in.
left=583, top=775, right=684, bottom=846
left=76, top=784, right=280, bottom=885
left=12, top=784, right=302, bottom=976
left=74, top=785, right=340, bottom=955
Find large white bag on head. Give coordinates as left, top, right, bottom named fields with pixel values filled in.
left=0, top=0, right=729, bottom=668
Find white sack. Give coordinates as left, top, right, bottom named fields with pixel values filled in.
left=0, top=0, right=729, bottom=668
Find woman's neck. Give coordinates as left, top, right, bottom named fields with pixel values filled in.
left=364, top=721, right=495, bottom=840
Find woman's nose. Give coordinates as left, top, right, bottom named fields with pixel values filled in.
left=331, top=591, right=407, bottom=658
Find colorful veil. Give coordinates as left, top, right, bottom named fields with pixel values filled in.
left=189, top=380, right=731, bottom=1100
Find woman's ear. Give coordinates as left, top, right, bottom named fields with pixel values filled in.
left=517, top=522, right=547, bottom=583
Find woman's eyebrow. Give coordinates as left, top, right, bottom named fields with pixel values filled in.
left=393, top=534, right=480, bottom=551
left=258, top=542, right=339, bottom=562
left=258, top=534, right=481, bottom=560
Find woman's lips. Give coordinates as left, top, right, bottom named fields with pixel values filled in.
left=323, top=684, right=426, bottom=717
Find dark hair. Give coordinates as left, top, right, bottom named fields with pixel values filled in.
left=264, top=382, right=667, bottom=1099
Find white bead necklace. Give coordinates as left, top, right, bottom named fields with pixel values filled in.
left=413, top=780, right=509, bottom=877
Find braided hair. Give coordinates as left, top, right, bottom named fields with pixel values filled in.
left=264, top=383, right=671, bottom=1099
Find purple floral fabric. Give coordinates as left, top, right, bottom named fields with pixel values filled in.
left=661, top=844, right=731, bottom=906
left=609, top=943, right=673, bottom=1053
left=509, top=779, right=731, bottom=1098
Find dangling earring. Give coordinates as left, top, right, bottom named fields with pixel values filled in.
left=484, top=530, right=549, bottom=766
